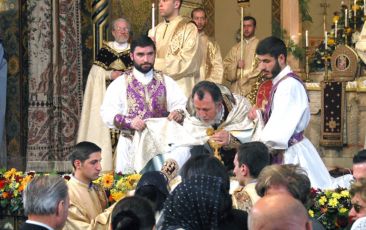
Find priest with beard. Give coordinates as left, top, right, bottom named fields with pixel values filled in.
left=249, top=36, right=352, bottom=189
left=100, top=36, right=186, bottom=174
left=184, top=81, right=253, bottom=171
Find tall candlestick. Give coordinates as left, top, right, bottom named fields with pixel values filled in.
left=240, top=7, right=244, bottom=79
left=345, top=9, right=348, bottom=27
left=305, top=30, right=309, bottom=47
left=152, top=3, right=155, bottom=30
left=364, top=0, right=366, bottom=15
left=305, top=46, right=310, bottom=82
left=325, top=31, right=328, bottom=49
left=324, top=30, right=329, bottom=81
left=335, top=20, right=338, bottom=38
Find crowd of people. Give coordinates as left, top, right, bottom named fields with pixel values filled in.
left=20, top=143, right=366, bottom=230
left=19, top=0, right=366, bottom=229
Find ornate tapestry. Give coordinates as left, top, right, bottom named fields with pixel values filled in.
left=26, top=0, right=83, bottom=172
left=320, top=81, right=346, bottom=147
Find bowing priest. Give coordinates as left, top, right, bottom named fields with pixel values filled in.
left=184, top=81, right=253, bottom=171
left=77, top=18, right=133, bottom=172
left=100, top=35, right=187, bottom=174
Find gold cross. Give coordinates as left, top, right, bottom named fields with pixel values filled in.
left=320, top=0, right=330, bottom=16
left=320, top=0, right=330, bottom=32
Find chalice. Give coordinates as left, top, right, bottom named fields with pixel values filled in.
left=206, top=128, right=223, bottom=162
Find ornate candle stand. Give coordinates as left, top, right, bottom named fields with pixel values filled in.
left=304, top=47, right=311, bottom=82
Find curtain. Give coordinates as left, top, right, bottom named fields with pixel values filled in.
left=26, top=0, right=83, bottom=172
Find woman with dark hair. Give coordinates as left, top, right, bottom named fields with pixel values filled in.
left=111, top=196, right=155, bottom=230
left=162, top=154, right=248, bottom=229
left=135, top=171, right=169, bottom=217
left=180, top=154, right=230, bottom=191
left=161, top=175, right=247, bottom=230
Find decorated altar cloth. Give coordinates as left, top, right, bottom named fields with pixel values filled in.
left=320, top=81, right=346, bottom=147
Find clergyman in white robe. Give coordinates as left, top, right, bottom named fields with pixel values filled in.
left=254, top=65, right=352, bottom=189
left=100, top=68, right=187, bottom=174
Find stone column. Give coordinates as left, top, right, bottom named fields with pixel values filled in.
left=281, top=0, right=301, bottom=71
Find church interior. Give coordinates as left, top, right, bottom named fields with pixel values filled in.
left=1, top=0, right=366, bottom=229
left=0, top=0, right=364, bottom=172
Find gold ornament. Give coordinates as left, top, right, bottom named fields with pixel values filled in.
left=206, top=128, right=223, bottom=162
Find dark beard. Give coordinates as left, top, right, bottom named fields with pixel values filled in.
left=134, top=62, right=153, bottom=73
left=271, top=60, right=282, bottom=78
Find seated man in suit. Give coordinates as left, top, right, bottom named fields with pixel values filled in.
left=21, top=175, right=69, bottom=230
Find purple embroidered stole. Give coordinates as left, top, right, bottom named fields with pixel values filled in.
left=263, top=72, right=309, bottom=148
left=125, top=71, right=168, bottom=121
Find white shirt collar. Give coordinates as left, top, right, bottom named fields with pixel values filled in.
left=26, top=220, right=54, bottom=230
left=272, top=65, right=292, bottom=85
left=113, top=41, right=128, bottom=50
left=133, top=68, right=154, bottom=85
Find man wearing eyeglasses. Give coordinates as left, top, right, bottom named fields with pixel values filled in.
left=78, top=18, right=134, bottom=172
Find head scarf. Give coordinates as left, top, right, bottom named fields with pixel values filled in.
left=162, top=175, right=231, bottom=230
left=135, top=171, right=169, bottom=196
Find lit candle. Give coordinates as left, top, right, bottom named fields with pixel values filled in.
left=364, top=0, right=366, bottom=15
left=335, top=20, right=338, bottom=38
left=345, top=9, right=348, bottom=27
left=305, top=30, right=309, bottom=47
left=325, top=31, right=328, bottom=50
left=152, top=3, right=155, bottom=30
left=355, top=0, right=357, bottom=17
